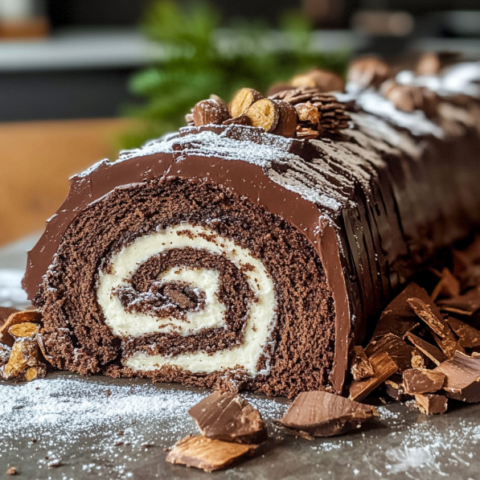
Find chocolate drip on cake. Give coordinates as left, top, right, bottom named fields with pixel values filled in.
left=23, top=61, right=480, bottom=396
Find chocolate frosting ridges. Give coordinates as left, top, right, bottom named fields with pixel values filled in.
left=23, top=62, right=480, bottom=393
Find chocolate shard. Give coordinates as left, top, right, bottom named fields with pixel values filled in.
left=166, top=435, right=256, bottom=472
left=349, top=351, right=398, bottom=402
left=435, top=352, right=480, bottom=402
left=405, top=332, right=446, bottom=366
left=365, top=333, right=414, bottom=373
left=406, top=297, right=449, bottom=338
left=446, top=316, right=480, bottom=348
left=414, top=394, right=448, bottom=415
left=406, top=296, right=463, bottom=358
left=372, top=282, right=427, bottom=340
left=0, top=310, right=42, bottom=347
left=431, top=268, right=460, bottom=301
left=278, top=391, right=378, bottom=438
left=188, top=391, right=267, bottom=444
left=385, top=377, right=408, bottom=401
left=403, top=368, right=445, bottom=395
left=438, top=286, right=480, bottom=316
left=350, top=345, right=374, bottom=381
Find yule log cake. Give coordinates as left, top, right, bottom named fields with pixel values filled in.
left=22, top=58, right=480, bottom=398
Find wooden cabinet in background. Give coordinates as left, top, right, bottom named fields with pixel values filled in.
left=0, top=118, right=131, bottom=246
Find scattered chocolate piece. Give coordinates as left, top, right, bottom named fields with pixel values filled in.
left=432, top=330, right=465, bottom=360
left=106, top=389, right=111, bottom=397
left=278, top=391, right=378, bottom=438
left=438, top=287, right=480, bottom=316
left=380, top=80, right=439, bottom=118
left=272, top=100, right=297, bottom=138
left=431, top=268, right=460, bottom=301
left=229, top=88, right=263, bottom=118
left=407, top=297, right=449, bottom=338
left=385, top=378, right=408, bottom=401
left=291, top=68, right=345, bottom=93
left=435, top=352, right=480, bottom=402
left=405, top=332, right=446, bottom=366
left=0, top=310, right=42, bottom=347
left=6, top=467, right=17, bottom=475
left=372, top=282, right=426, bottom=340
left=166, top=435, right=256, bottom=473
left=188, top=391, right=267, bottom=444
left=222, top=115, right=252, bottom=127
left=347, top=56, right=392, bottom=88
left=365, top=333, right=414, bottom=373
left=48, top=459, right=63, bottom=468
left=349, top=351, right=398, bottom=402
left=403, top=368, right=445, bottom=395
left=411, top=350, right=426, bottom=369
left=244, top=98, right=280, bottom=133
left=350, top=345, right=374, bottom=381
left=192, top=99, right=231, bottom=127
left=446, top=316, right=480, bottom=348
left=115, top=441, right=124, bottom=447
left=295, top=102, right=320, bottom=125
left=2, top=322, right=47, bottom=381
left=415, top=393, right=448, bottom=414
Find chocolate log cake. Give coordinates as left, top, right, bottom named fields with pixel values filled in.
left=22, top=60, right=480, bottom=398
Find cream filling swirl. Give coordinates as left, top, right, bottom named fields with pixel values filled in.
left=97, top=224, right=276, bottom=376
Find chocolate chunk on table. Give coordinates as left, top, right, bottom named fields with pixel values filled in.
left=385, top=377, right=408, bottom=401
left=166, top=435, right=256, bottom=472
left=349, top=351, right=398, bottom=402
left=435, top=352, right=480, bottom=402
left=365, top=333, right=414, bottom=373
left=403, top=368, right=445, bottom=395
left=188, top=391, right=267, bottom=444
left=446, top=317, right=480, bottom=348
left=438, top=286, right=480, bottom=316
left=278, top=391, right=378, bottom=438
left=350, top=345, right=374, bottom=381
left=405, top=332, right=446, bottom=366
left=415, top=394, right=448, bottom=414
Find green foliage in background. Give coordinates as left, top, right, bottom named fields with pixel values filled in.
left=120, top=0, right=348, bottom=149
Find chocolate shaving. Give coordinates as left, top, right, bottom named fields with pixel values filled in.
left=349, top=351, right=398, bottom=402
left=350, top=345, right=374, bottom=381
left=380, top=80, right=439, bottom=118
left=278, top=391, right=378, bottom=438
left=414, top=393, right=448, bottom=414
left=166, top=435, right=256, bottom=472
left=223, top=115, right=252, bottom=127
left=446, top=317, right=480, bottom=348
left=385, top=378, right=407, bottom=401
left=438, top=287, right=480, bottom=316
left=403, top=368, right=445, bottom=395
left=372, top=282, right=426, bottom=340
left=188, top=391, right=267, bottom=444
left=407, top=297, right=449, bottom=338
left=0, top=310, right=42, bottom=347
left=435, top=352, right=480, bottom=402
left=431, top=268, right=460, bottom=301
left=365, top=333, right=414, bottom=373
left=405, top=332, right=446, bottom=366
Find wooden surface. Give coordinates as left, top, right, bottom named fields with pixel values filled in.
left=0, top=118, right=131, bottom=246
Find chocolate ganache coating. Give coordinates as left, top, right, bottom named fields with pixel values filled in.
left=23, top=62, right=480, bottom=396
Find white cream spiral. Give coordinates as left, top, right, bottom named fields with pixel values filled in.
left=97, top=224, right=277, bottom=376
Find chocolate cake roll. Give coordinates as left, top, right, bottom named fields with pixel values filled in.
left=23, top=60, right=480, bottom=398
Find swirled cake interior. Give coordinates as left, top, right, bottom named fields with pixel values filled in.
left=38, top=177, right=334, bottom=397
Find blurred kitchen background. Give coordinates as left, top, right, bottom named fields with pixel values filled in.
left=1, top=0, right=480, bottom=248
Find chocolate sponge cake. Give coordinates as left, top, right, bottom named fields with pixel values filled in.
left=23, top=60, right=480, bottom=398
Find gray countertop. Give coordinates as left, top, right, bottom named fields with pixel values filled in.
left=1, top=235, right=479, bottom=480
